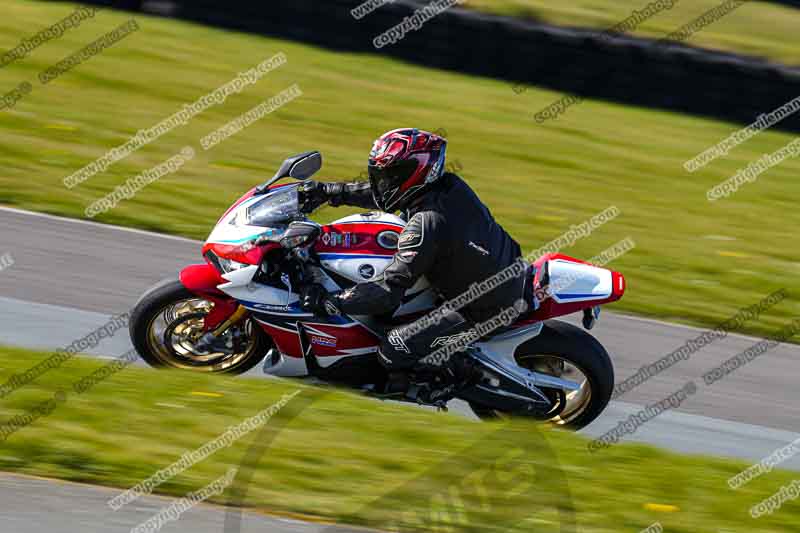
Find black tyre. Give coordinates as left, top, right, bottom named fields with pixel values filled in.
left=469, top=319, right=614, bottom=430
left=130, top=278, right=269, bottom=374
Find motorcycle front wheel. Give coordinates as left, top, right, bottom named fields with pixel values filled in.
left=130, top=278, right=269, bottom=374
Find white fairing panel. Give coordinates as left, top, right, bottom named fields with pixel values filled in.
left=207, top=194, right=284, bottom=245
left=320, top=256, right=394, bottom=283
left=332, top=212, right=407, bottom=227
left=218, top=265, right=307, bottom=313
left=548, top=259, right=612, bottom=304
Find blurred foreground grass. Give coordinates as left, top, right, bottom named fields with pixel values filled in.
left=0, top=346, right=799, bottom=532
left=0, top=1, right=798, bottom=339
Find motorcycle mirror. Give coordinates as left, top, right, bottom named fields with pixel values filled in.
left=255, top=151, right=322, bottom=194
left=279, top=220, right=321, bottom=249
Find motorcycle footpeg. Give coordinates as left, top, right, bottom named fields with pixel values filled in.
left=407, top=380, right=458, bottom=407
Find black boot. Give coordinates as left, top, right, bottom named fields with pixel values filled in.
left=408, top=353, right=476, bottom=407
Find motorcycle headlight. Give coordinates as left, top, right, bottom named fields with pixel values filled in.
left=205, top=251, right=249, bottom=274
left=219, top=257, right=248, bottom=274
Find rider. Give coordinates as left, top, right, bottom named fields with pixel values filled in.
left=297, top=128, right=533, bottom=402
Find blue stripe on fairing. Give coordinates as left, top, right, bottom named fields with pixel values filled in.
left=238, top=299, right=304, bottom=311
left=239, top=299, right=354, bottom=325
left=555, top=293, right=608, bottom=300
left=318, top=253, right=394, bottom=260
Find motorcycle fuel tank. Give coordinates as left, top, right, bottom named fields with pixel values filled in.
left=315, top=212, right=406, bottom=282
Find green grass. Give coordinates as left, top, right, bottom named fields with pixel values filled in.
left=465, top=0, right=800, bottom=65
left=0, top=1, right=798, bottom=340
left=1, top=345, right=799, bottom=532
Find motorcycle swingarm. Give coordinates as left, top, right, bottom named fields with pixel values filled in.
left=464, top=340, right=582, bottom=412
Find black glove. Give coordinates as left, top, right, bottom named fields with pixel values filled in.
left=298, top=180, right=347, bottom=213
left=296, top=180, right=327, bottom=213
left=299, top=284, right=341, bottom=316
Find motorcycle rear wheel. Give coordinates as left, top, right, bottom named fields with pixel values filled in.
left=130, top=278, right=269, bottom=374
left=468, top=320, right=614, bottom=430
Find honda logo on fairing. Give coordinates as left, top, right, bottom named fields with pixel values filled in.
left=358, top=264, right=375, bottom=279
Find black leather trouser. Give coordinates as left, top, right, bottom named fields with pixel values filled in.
left=377, top=308, right=473, bottom=371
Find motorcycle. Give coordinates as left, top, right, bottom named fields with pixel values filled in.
left=130, top=151, right=625, bottom=429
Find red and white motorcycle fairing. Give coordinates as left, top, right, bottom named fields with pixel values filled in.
left=193, top=185, right=624, bottom=385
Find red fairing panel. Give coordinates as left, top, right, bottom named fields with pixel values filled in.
left=259, top=323, right=303, bottom=358
left=202, top=241, right=276, bottom=266
left=256, top=319, right=380, bottom=359
left=179, top=263, right=226, bottom=296
left=300, top=321, right=381, bottom=357
left=179, top=264, right=237, bottom=331
left=517, top=253, right=626, bottom=324
left=314, top=222, right=401, bottom=256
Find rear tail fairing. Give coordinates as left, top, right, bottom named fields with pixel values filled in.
left=517, top=253, right=625, bottom=324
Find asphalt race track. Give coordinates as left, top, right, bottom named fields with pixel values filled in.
left=1, top=206, right=799, bottom=531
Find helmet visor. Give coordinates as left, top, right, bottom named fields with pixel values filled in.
left=368, top=159, right=418, bottom=209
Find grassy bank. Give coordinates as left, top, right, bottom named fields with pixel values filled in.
left=468, top=0, right=800, bottom=65
left=0, top=1, right=798, bottom=339
left=0, top=346, right=799, bottom=532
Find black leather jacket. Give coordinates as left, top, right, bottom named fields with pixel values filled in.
left=327, top=173, right=527, bottom=322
